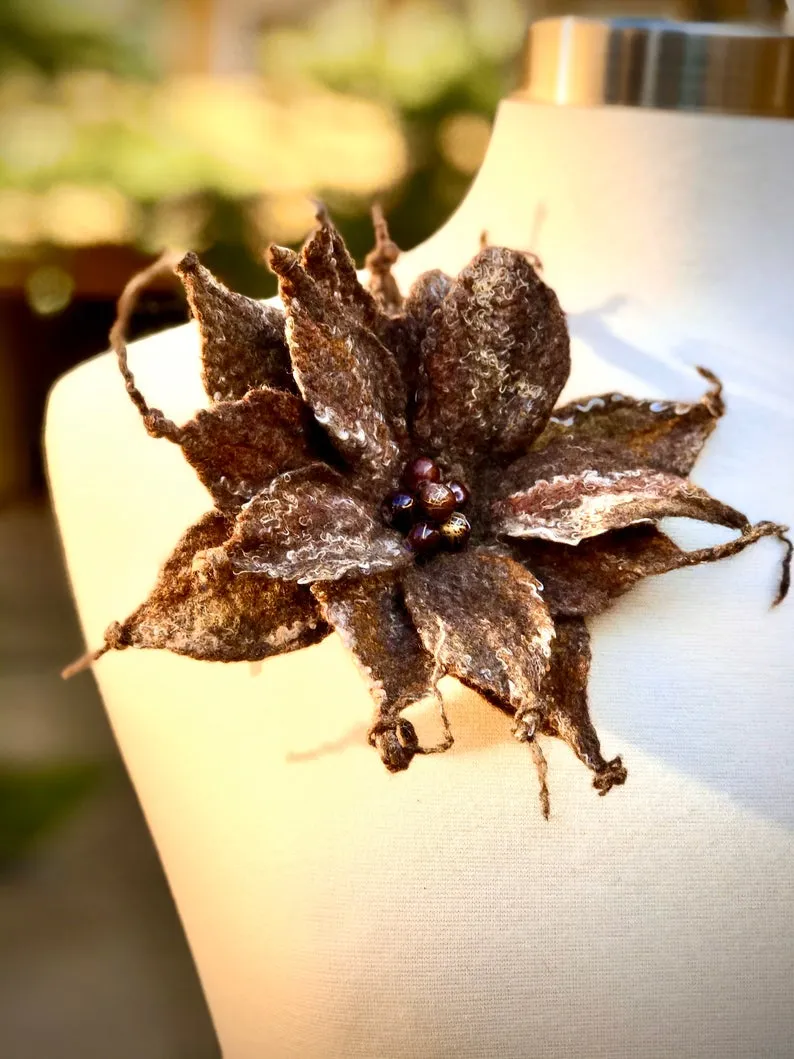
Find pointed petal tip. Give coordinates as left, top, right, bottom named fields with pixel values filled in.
left=370, top=718, right=419, bottom=772
left=174, top=250, right=201, bottom=277
left=593, top=757, right=628, bottom=794
left=267, top=244, right=299, bottom=274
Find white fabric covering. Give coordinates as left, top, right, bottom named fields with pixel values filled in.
left=47, top=101, right=794, bottom=1058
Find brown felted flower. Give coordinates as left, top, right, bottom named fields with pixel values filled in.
left=65, top=206, right=791, bottom=818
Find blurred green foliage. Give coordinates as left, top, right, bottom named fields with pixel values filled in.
left=260, top=0, right=526, bottom=257
left=0, top=0, right=527, bottom=297
left=0, top=0, right=154, bottom=77
left=0, top=762, right=103, bottom=870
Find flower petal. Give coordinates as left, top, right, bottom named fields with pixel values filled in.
left=403, top=551, right=554, bottom=713
left=493, top=470, right=747, bottom=544
left=176, top=388, right=320, bottom=510
left=68, top=512, right=325, bottom=671
left=534, top=367, right=724, bottom=476
left=269, top=245, right=408, bottom=490
left=512, top=526, right=681, bottom=616
left=513, top=520, right=791, bottom=616
left=300, top=205, right=384, bottom=331
left=381, top=269, right=452, bottom=394
left=110, top=262, right=320, bottom=510
left=301, top=208, right=448, bottom=393
left=491, top=439, right=748, bottom=544
left=312, top=573, right=439, bottom=772
left=538, top=617, right=627, bottom=795
left=175, top=252, right=292, bottom=401
left=413, top=247, right=570, bottom=469
left=225, top=465, right=411, bottom=583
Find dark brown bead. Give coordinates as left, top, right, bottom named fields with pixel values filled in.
left=381, top=491, right=416, bottom=530
left=448, top=480, right=470, bottom=507
left=439, top=511, right=471, bottom=550
left=402, top=456, right=440, bottom=492
left=416, top=480, right=457, bottom=522
left=406, top=521, right=442, bottom=555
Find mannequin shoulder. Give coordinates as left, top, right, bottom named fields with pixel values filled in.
left=46, top=320, right=206, bottom=444
left=45, top=321, right=211, bottom=637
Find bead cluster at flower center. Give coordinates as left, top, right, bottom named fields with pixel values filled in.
left=381, top=456, right=472, bottom=556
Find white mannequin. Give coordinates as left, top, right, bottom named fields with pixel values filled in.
left=46, top=54, right=794, bottom=1059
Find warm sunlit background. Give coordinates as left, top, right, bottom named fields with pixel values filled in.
left=0, top=3, right=527, bottom=1057
left=1, top=1, right=790, bottom=1056
left=0, top=0, right=537, bottom=504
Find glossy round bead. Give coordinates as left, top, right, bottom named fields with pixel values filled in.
left=381, top=490, right=416, bottom=530
left=402, top=456, right=440, bottom=492
left=439, top=511, right=472, bottom=550
left=448, top=480, right=470, bottom=508
left=406, top=521, right=442, bottom=555
left=416, top=480, right=457, bottom=522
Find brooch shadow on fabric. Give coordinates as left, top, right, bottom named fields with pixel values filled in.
left=64, top=205, right=791, bottom=819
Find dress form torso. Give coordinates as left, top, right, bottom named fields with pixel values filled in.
left=46, top=72, right=794, bottom=1059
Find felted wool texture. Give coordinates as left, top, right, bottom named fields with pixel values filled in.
left=47, top=316, right=794, bottom=1059
left=69, top=213, right=788, bottom=817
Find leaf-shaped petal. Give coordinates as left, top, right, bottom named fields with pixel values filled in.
left=175, top=388, right=319, bottom=510
left=176, top=253, right=292, bottom=401
left=300, top=206, right=385, bottom=331
left=513, top=520, right=791, bottom=616
left=85, top=512, right=325, bottom=665
left=513, top=526, right=682, bottom=616
left=534, top=367, right=724, bottom=476
left=269, top=246, right=408, bottom=490
left=403, top=551, right=554, bottom=713
left=491, top=436, right=748, bottom=544
left=538, top=618, right=627, bottom=795
left=413, top=247, right=570, bottom=469
left=312, top=573, right=437, bottom=772
left=492, top=464, right=747, bottom=544
left=382, top=269, right=453, bottom=394
left=301, top=207, right=445, bottom=390
left=226, top=465, right=411, bottom=583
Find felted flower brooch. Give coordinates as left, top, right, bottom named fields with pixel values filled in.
left=66, top=207, right=791, bottom=817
